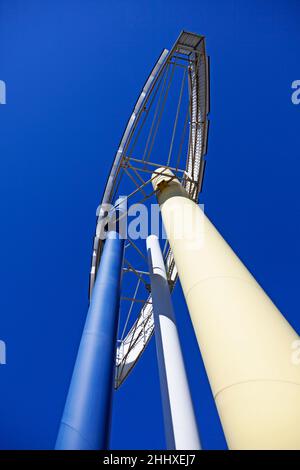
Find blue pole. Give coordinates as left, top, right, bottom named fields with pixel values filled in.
left=55, top=230, right=124, bottom=450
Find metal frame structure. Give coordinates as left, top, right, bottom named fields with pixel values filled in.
left=58, top=30, right=300, bottom=451
left=88, top=31, right=210, bottom=388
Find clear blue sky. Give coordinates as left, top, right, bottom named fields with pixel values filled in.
left=0, top=0, right=299, bottom=450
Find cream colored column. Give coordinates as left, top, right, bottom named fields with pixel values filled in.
left=152, top=168, right=300, bottom=450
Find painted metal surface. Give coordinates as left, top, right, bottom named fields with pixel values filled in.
left=56, top=231, right=124, bottom=450
left=152, top=168, right=300, bottom=450
left=147, top=235, right=201, bottom=450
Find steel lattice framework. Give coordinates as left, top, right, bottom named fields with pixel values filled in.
left=88, top=31, right=210, bottom=388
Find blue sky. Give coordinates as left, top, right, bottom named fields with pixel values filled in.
left=0, top=0, right=299, bottom=450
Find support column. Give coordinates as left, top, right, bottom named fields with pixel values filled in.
left=152, top=167, right=300, bottom=450
left=55, top=230, right=124, bottom=450
left=147, top=235, right=201, bottom=450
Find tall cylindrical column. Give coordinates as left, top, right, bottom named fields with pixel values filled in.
left=147, top=235, right=201, bottom=450
left=152, top=167, right=300, bottom=450
left=55, top=230, right=124, bottom=450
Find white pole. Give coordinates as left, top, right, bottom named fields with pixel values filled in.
left=147, top=235, right=201, bottom=450
left=152, top=167, right=300, bottom=450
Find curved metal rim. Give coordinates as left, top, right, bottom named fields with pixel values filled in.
left=89, top=31, right=210, bottom=388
